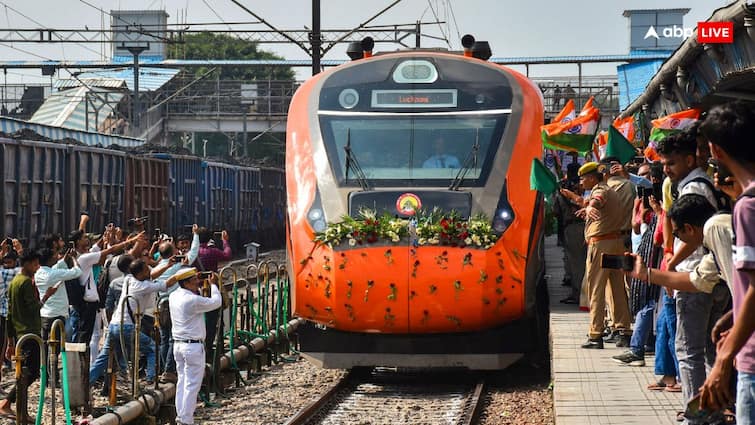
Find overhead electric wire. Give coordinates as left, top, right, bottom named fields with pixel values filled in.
left=426, top=0, right=451, bottom=48
left=201, top=0, right=233, bottom=30
left=0, top=0, right=104, bottom=58
left=447, top=0, right=462, bottom=46
left=77, top=0, right=173, bottom=42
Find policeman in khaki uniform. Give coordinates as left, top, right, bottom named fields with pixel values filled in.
left=169, top=268, right=222, bottom=425
left=577, top=162, right=632, bottom=349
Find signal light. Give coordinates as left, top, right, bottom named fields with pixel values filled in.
left=362, top=37, right=375, bottom=58
left=461, top=34, right=475, bottom=57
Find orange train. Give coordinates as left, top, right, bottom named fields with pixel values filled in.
left=286, top=37, right=547, bottom=369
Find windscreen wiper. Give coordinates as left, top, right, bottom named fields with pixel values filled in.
left=344, top=128, right=371, bottom=191
left=449, top=128, right=480, bottom=191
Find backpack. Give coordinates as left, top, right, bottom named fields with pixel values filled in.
left=674, top=176, right=732, bottom=212
left=65, top=277, right=85, bottom=310
left=96, top=258, right=113, bottom=309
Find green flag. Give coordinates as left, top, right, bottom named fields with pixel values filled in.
left=605, top=126, right=637, bottom=165
left=530, top=158, right=558, bottom=195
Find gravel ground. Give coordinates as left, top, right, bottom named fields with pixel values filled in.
left=480, top=360, right=554, bottom=425
left=195, top=357, right=345, bottom=425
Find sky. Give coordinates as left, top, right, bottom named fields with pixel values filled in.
left=0, top=0, right=729, bottom=83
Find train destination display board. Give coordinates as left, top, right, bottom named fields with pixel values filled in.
left=371, top=89, right=458, bottom=108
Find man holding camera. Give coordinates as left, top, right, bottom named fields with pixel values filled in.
left=197, top=228, right=232, bottom=361
left=576, top=162, right=632, bottom=349
left=156, top=224, right=200, bottom=384
left=170, top=268, right=222, bottom=425
left=68, top=216, right=142, bottom=346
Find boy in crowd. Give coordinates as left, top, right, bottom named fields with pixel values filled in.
left=697, top=101, right=755, bottom=425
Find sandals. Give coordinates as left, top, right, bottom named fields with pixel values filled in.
left=647, top=380, right=668, bottom=391
left=665, top=383, right=682, bottom=392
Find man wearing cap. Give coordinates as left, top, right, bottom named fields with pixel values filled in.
left=577, top=162, right=632, bottom=349
left=601, top=157, right=636, bottom=347
left=170, top=268, right=221, bottom=425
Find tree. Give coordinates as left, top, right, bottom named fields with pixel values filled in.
left=169, top=32, right=295, bottom=81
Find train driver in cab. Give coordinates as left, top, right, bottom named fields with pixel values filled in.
left=423, top=135, right=460, bottom=169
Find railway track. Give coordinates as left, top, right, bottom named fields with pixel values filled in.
left=285, top=368, right=486, bottom=425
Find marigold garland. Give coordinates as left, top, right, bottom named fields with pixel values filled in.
left=314, top=208, right=498, bottom=249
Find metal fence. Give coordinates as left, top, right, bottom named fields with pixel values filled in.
left=165, top=78, right=299, bottom=118
left=531, top=75, right=619, bottom=118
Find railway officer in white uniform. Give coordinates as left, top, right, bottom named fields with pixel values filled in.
left=169, top=268, right=221, bottom=425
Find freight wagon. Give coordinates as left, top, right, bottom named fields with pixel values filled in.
left=0, top=137, right=284, bottom=251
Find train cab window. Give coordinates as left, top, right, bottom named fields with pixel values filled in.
left=319, top=113, right=508, bottom=187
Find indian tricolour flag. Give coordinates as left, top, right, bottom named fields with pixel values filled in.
left=649, top=109, right=701, bottom=142
left=541, top=97, right=599, bottom=153
left=613, top=115, right=636, bottom=144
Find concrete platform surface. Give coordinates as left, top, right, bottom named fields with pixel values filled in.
left=546, top=236, right=682, bottom=425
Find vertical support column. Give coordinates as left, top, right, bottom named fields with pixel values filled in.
left=125, top=45, right=148, bottom=130
left=311, top=0, right=321, bottom=75
left=243, top=114, right=248, bottom=157
left=577, top=62, right=582, bottom=108
left=416, top=21, right=421, bottom=48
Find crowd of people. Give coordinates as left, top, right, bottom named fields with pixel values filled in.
left=0, top=216, right=232, bottom=425
left=553, top=100, right=755, bottom=425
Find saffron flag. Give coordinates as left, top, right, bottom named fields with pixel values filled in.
left=649, top=109, right=701, bottom=142
left=541, top=97, right=599, bottom=153
left=612, top=115, right=636, bottom=144
left=604, top=126, right=637, bottom=165
left=594, top=130, right=608, bottom=160
left=530, top=158, right=558, bottom=196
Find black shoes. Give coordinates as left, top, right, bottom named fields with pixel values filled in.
left=559, top=296, right=579, bottom=304
left=615, top=334, right=631, bottom=348
left=603, top=330, right=619, bottom=343
left=581, top=337, right=604, bottom=349
left=612, top=350, right=646, bottom=366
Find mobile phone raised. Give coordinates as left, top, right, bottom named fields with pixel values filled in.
left=600, top=253, right=634, bottom=271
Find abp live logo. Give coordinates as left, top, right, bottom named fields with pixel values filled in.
left=698, top=22, right=734, bottom=44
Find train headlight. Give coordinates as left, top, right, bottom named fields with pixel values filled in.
left=492, top=207, right=515, bottom=233
left=338, top=89, right=360, bottom=109
left=308, top=208, right=323, bottom=221
left=392, top=60, right=438, bottom=84
left=307, top=189, right=327, bottom=233
left=312, top=219, right=327, bottom=232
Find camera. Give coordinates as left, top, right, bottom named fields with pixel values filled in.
left=706, top=159, right=733, bottom=186
left=3, top=237, right=12, bottom=247
left=127, top=216, right=149, bottom=225
left=601, top=253, right=634, bottom=271
left=153, top=228, right=161, bottom=241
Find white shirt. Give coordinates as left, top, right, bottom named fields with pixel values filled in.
left=169, top=284, right=221, bottom=342
left=37, top=260, right=82, bottom=318
left=157, top=234, right=201, bottom=298
left=689, top=214, right=734, bottom=293
left=675, top=169, right=718, bottom=274
left=77, top=245, right=102, bottom=302
left=111, top=274, right=167, bottom=326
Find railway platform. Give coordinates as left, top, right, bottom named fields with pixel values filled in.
left=546, top=236, right=682, bottom=425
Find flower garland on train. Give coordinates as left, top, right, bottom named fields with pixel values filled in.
left=313, top=208, right=498, bottom=249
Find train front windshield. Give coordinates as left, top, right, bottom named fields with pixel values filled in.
left=319, top=112, right=508, bottom=187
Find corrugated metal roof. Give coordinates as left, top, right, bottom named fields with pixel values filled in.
left=73, top=67, right=180, bottom=91
left=29, top=87, right=125, bottom=133
left=54, top=77, right=127, bottom=90
left=0, top=116, right=144, bottom=148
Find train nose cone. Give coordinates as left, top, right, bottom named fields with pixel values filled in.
left=295, top=244, right=525, bottom=334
